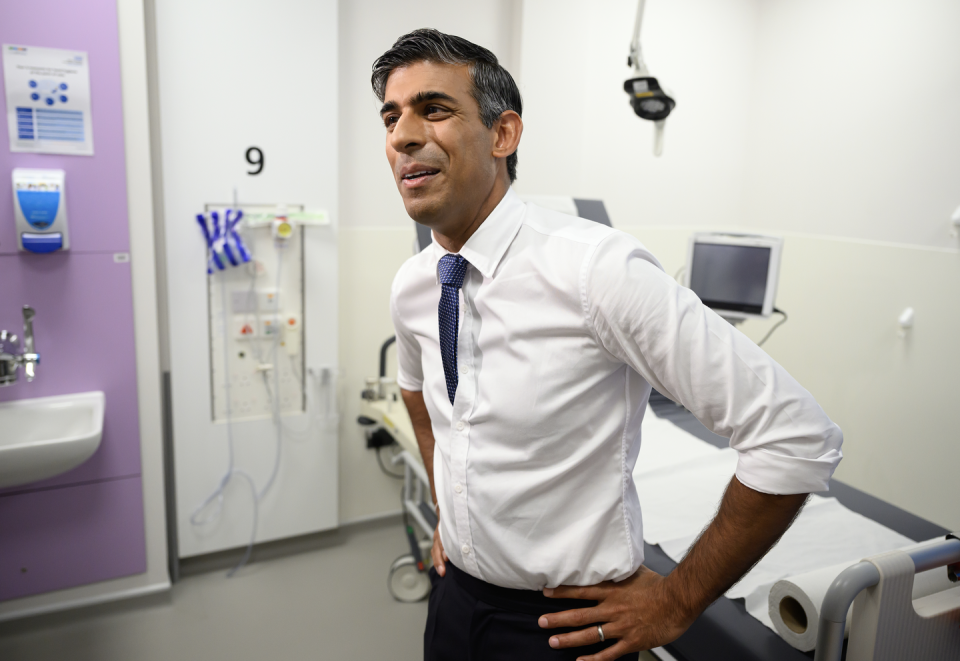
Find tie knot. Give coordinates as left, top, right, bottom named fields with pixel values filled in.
left=438, top=254, right=469, bottom=288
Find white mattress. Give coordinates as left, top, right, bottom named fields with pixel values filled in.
left=633, top=405, right=916, bottom=636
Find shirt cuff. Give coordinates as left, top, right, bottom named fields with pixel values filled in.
left=396, top=372, right=423, bottom=392
left=735, top=447, right=843, bottom=495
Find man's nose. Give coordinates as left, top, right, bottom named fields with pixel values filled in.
left=389, top=111, right=425, bottom=154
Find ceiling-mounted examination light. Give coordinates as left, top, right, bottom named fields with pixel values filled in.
left=623, top=76, right=674, bottom=122
left=624, top=0, right=675, bottom=157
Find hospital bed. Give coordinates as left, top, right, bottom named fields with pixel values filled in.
left=643, top=390, right=952, bottom=661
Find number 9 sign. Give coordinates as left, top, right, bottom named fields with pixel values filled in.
left=246, top=147, right=264, bottom=175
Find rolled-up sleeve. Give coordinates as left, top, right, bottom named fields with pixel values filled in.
left=391, top=268, right=424, bottom=392
left=584, top=233, right=842, bottom=494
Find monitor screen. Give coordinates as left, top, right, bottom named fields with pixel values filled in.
left=689, top=242, right=771, bottom=315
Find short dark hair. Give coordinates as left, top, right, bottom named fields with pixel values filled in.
left=372, top=28, right=523, bottom=182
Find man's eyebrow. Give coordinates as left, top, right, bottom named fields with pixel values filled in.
left=410, top=90, right=457, bottom=106
left=379, top=91, right=458, bottom=116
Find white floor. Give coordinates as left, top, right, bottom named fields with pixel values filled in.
left=0, top=517, right=428, bottom=660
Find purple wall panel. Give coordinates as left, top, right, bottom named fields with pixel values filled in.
left=0, top=0, right=130, bottom=255
left=0, top=0, right=147, bottom=600
left=0, top=252, right=142, bottom=489
left=0, top=477, right=147, bottom=601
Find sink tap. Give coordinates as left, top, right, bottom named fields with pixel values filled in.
left=21, top=307, right=39, bottom=382
left=0, top=306, right=40, bottom=386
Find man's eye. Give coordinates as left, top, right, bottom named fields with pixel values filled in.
left=384, top=115, right=398, bottom=127
left=425, top=105, right=446, bottom=116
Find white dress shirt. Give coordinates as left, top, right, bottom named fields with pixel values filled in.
left=390, top=188, right=843, bottom=590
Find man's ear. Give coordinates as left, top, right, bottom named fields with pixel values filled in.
left=492, top=110, right=523, bottom=160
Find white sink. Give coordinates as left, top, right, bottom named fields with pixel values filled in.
left=0, top=391, right=105, bottom=489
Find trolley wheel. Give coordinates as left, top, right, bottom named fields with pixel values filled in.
left=388, top=554, right=431, bottom=603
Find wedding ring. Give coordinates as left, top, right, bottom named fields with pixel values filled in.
left=597, top=624, right=605, bottom=642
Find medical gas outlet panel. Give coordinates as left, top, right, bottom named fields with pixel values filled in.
left=208, top=227, right=305, bottom=422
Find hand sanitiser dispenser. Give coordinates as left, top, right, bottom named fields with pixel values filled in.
left=12, top=168, right=70, bottom=253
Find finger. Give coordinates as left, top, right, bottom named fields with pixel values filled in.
left=576, top=640, right=631, bottom=661
left=538, top=606, right=608, bottom=630
left=438, top=539, right=448, bottom=570
left=432, top=540, right=446, bottom=576
left=546, top=624, right=605, bottom=650
left=544, top=584, right=609, bottom=601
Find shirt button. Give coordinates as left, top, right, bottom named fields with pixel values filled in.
left=460, top=365, right=469, bottom=375
left=454, top=482, right=463, bottom=494
left=461, top=544, right=471, bottom=555
left=456, top=420, right=465, bottom=431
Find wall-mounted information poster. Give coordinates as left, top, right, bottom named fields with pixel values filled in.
left=3, top=44, right=94, bottom=156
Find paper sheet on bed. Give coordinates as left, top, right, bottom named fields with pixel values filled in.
left=634, top=405, right=916, bottom=634
left=635, top=406, right=721, bottom=473
left=657, top=497, right=914, bottom=627
left=636, top=449, right=739, bottom=544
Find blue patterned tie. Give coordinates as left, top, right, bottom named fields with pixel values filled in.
left=438, top=254, right=469, bottom=404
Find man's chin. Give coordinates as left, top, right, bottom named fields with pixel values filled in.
left=402, top=193, right=445, bottom=226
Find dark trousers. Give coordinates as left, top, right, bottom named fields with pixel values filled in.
left=424, top=562, right=640, bottom=661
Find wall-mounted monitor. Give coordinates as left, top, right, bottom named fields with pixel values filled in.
left=686, top=233, right=783, bottom=320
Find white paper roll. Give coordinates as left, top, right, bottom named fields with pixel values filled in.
left=767, top=538, right=957, bottom=651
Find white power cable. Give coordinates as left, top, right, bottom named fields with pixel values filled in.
left=189, top=269, right=261, bottom=577
left=257, top=243, right=285, bottom=499
left=757, top=309, right=788, bottom=347
left=242, top=249, right=319, bottom=442
left=190, top=234, right=290, bottom=577
left=188, top=272, right=236, bottom=527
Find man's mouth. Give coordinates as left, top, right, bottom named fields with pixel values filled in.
left=401, top=168, right=440, bottom=187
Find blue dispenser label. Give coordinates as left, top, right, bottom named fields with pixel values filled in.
left=16, top=189, right=61, bottom=230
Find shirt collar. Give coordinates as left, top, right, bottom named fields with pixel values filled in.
left=430, top=187, right=525, bottom=282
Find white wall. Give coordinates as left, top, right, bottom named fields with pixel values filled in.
left=515, top=0, right=960, bottom=530
left=515, top=0, right=760, bottom=229
left=154, top=0, right=340, bottom=556
left=743, top=0, right=960, bottom=248
left=518, top=0, right=960, bottom=245
left=625, top=226, right=960, bottom=531
left=337, top=0, right=522, bottom=523
left=737, top=0, right=960, bottom=529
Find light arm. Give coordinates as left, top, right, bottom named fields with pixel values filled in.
left=629, top=0, right=649, bottom=75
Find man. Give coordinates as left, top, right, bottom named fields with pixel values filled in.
left=374, top=29, right=842, bottom=661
